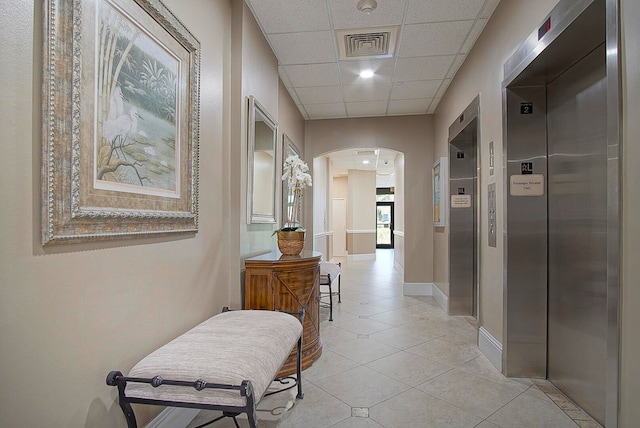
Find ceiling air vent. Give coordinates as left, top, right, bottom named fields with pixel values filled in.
left=336, top=27, right=399, bottom=60
left=356, top=150, right=377, bottom=156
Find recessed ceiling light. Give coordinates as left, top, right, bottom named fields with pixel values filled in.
left=360, top=69, right=374, bottom=79
left=362, top=160, right=370, bottom=164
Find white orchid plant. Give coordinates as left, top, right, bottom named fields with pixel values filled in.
left=274, top=154, right=312, bottom=235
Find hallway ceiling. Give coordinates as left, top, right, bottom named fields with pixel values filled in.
left=328, top=148, right=398, bottom=187
left=245, top=0, right=500, bottom=120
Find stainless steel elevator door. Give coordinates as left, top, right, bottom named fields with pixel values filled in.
left=547, top=44, right=607, bottom=424
left=448, top=122, right=477, bottom=316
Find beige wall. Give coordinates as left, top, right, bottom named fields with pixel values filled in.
left=331, top=176, right=348, bottom=258
left=313, top=156, right=330, bottom=257
left=278, top=77, right=306, bottom=238
left=436, top=0, right=640, bottom=424
left=393, top=153, right=406, bottom=271
left=347, top=170, right=376, bottom=231
left=0, top=0, right=232, bottom=426
left=346, top=169, right=376, bottom=255
left=234, top=1, right=306, bottom=306
left=305, top=116, right=433, bottom=284
left=2, top=0, right=638, bottom=426
left=237, top=0, right=279, bottom=275
left=432, top=0, right=559, bottom=342
left=0, top=0, right=306, bottom=426
left=347, top=233, right=378, bottom=255
left=333, top=176, right=348, bottom=198
left=278, top=81, right=305, bottom=157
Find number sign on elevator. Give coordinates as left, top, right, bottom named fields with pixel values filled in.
left=521, top=102, right=533, bottom=114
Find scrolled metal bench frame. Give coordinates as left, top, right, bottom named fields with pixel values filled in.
left=106, top=307, right=304, bottom=428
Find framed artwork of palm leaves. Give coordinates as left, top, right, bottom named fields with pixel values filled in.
left=42, top=0, right=200, bottom=244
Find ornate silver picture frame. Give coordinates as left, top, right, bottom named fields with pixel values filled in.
left=42, top=0, right=201, bottom=244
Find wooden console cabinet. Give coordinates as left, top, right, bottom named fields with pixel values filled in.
left=244, top=251, right=322, bottom=376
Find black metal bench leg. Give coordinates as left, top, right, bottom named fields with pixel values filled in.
left=241, top=381, right=258, bottom=428
left=328, top=281, right=333, bottom=321
left=106, top=371, right=138, bottom=428
left=337, top=262, right=342, bottom=302
left=119, top=399, right=137, bottom=428
left=296, top=334, right=304, bottom=399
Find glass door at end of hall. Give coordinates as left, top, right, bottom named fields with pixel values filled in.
left=376, top=202, right=393, bottom=248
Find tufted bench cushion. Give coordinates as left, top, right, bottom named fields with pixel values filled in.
left=124, top=310, right=302, bottom=409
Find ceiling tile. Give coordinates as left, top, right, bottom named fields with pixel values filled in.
left=346, top=101, right=389, bottom=117
left=377, top=175, right=395, bottom=188
left=398, top=21, right=474, bottom=57
left=390, top=80, right=442, bottom=100
left=329, top=0, right=407, bottom=30
left=387, top=99, right=431, bottom=115
left=406, top=0, right=485, bottom=23
left=296, top=86, right=344, bottom=104
left=394, top=55, right=456, bottom=82
left=245, top=0, right=501, bottom=120
left=339, top=59, right=395, bottom=85
left=283, top=63, right=341, bottom=87
left=247, top=0, right=331, bottom=33
left=268, top=31, right=337, bottom=65
left=305, top=103, right=348, bottom=119
left=343, top=83, right=392, bottom=102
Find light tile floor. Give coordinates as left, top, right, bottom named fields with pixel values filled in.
left=188, top=250, right=601, bottom=428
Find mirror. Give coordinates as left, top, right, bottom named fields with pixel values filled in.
left=282, top=134, right=301, bottom=227
left=247, top=96, right=277, bottom=224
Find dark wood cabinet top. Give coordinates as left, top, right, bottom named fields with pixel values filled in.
left=245, top=250, right=323, bottom=264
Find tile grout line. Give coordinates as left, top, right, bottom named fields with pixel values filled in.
left=530, top=380, right=603, bottom=428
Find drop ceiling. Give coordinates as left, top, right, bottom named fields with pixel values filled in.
left=329, top=148, right=398, bottom=187
left=245, top=0, right=500, bottom=120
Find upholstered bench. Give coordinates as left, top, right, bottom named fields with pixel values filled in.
left=106, top=308, right=304, bottom=428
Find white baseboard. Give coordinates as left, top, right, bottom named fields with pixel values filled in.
left=478, top=326, right=503, bottom=373
left=145, top=407, right=199, bottom=428
left=431, top=284, right=449, bottom=313
left=347, top=253, right=376, bottom=262
left=403, top=282, right=433, bottom=296
left=393, top=258, right=404, bottom=275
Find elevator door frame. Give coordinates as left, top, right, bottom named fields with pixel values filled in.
left=448, top=95, right=480, bottom=318
left=501, top=0, right=620, bottom=426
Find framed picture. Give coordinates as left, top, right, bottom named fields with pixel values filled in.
left=281, top=134, right=301, bottom=227
left=432, top=157, right=447, bottom=226
left=42, top=0, right=201, bottom=244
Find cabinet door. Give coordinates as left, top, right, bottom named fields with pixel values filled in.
left=244, top=267, right=274, bottom=310
left=274, top=266, right=319, bottom=344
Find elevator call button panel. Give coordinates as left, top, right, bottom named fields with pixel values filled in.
left=488, top=183, right=497, bottom=248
